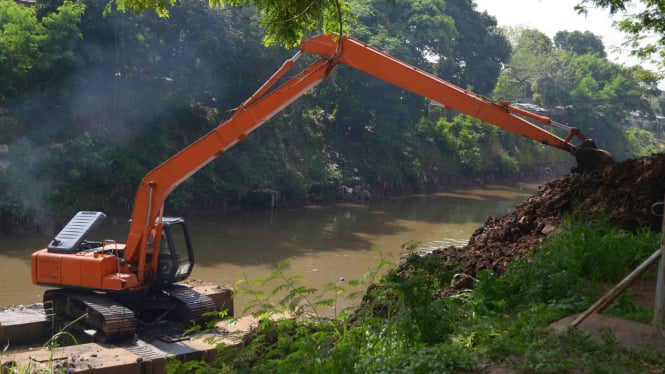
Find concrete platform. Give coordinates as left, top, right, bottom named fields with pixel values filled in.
left=0, top=316, right=258, bottom=373
left=550, top=313, right=665, bottom=353
left=0, top=281, right=238, bottom=373
left=0, top=303, right=51, bottom=347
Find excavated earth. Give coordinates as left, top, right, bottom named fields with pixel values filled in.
left=429, top=153, right=665, bottom=282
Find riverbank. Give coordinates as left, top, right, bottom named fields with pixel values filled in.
left=164, top=153, right=665, bottom=372
left=242, top=161, right=573, bottom=209
left=4, top=155, right=665, bottom=372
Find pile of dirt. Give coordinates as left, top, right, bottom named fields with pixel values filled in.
left=430, top=153, right=665, bottom=279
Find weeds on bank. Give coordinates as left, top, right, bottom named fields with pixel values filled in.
left=167, top=218, right=665, bottom=373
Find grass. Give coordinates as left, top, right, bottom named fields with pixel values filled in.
left=167, top=217, right=665, bottom=373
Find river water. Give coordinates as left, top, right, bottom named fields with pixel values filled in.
left=0, top=183, right=540, bottom=316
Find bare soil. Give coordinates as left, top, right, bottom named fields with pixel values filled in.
left=429, top=153, right=665, bottom=281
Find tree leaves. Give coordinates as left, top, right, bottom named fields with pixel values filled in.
left=554, top=30, right=606, bottom=58
left=112, top=0, right=353, bottom=47
left=577, top=0, right=665, bottom=71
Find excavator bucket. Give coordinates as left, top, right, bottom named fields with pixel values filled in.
left=573, top=139, right=615, bottom=173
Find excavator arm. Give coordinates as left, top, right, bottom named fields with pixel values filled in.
left=123, top=54, right=334, bottom=277
left=302, top=35, right=601, bottom=154
left=115, top=35, right=616, bottom=284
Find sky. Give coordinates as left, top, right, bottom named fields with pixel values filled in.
left=474, top=0, right=642, bottom=68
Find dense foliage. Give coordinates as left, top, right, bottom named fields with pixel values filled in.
left=110, top=0, right=352, bottom=48
left=493, top=27, right=661, bottom=160
left=0, top=0, right=661, bottom=232
left=165, top=219, right=665, bottom=372
left=577, top=0, right=665, bottom=69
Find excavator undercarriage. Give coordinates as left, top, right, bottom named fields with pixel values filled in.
left=44, top=284, right=217, bottom=342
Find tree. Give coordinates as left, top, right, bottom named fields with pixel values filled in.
left=576, top=0, right=665, bottom=68
left=493, top=29, right=554, bottom=101
left=554, top=30, right=606, bottom=57
left=307, top=0, right=511, bottom=187
left=567, top=54, right=654, bottom=121
left=492, top=25, right=658, bottom=160
left=1, top=0, right=594, bottom=227
left=0, top=0, right=84, bottom=139
left=111, top=0, right=352, bottom=47
left=436, top=0, right=511, bottom=95
left=0, top=0, right=45, bottom=101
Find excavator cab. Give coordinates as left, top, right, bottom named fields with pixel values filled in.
left=155, top=217, right=195, bottom=284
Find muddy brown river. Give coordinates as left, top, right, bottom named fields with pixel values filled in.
left=0, top=183, right=539, bottom=316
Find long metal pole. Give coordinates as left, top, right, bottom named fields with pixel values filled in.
left=654, top=248, right=665, bottom=333
left=652, top=195, right=665, bottom=333
left=571, top=248, right=661, bottom=328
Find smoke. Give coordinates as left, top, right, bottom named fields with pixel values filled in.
left=0, top=1, right=290, bottom=232
left=1, top=137, right=55, bottom=234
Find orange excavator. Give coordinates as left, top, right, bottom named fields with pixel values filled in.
left=31, top=35, right=614, bottom=341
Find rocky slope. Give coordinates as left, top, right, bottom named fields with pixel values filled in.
left=430, top=153, right=665, bottom=279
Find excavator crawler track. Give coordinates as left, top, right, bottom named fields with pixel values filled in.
left=43, top=285, right=216, bottom=342
left=44, top=289, right=137, bottom=342
left=164, top=284, right=217, bottom=324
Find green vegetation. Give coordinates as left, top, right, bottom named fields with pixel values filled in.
left=494, top=27, right=661, bottom=160
left=577, top=0, right=665, bottom=69
left=626, top=128, right=665, bottom=157
left=0, top=0, right=662, bottom=234
left=166, top=218, right=665, bottom=373
left=110, top=0, right=352, bottom=48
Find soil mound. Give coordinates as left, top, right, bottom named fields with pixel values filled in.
left=430, top=153, right=665, bottom=278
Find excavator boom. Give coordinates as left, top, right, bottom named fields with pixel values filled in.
left=302, top=35, right=581, bottom=153
left=300, top=35, right=614, bottom=172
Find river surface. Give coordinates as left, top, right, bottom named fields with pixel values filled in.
left=0, top=182, right=540, bottom=316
